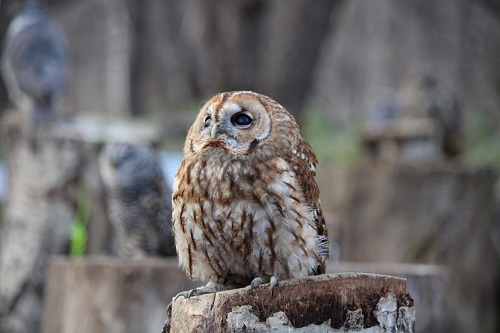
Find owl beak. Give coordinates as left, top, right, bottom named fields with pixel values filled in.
left=210, top=123, right=219, bottom=138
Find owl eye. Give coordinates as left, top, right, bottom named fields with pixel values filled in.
left=231, top=112, right=253, bottom=127
left=204, top=115, right=211, bottom=127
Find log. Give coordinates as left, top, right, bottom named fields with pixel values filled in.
left=42, top=257, right=200, bottom=333
left=168, top=273, right=415, bottom=333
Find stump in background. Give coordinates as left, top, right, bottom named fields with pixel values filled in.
left=168, top=273, right=415, bottom=333
left=42, top=257, right=200, bottom=333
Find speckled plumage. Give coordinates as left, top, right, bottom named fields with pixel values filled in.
left=1, top=0, right=68, bottom=123
left=172, top=91, right=328, bottom=291
left=99, top=143, right=175, bottom=258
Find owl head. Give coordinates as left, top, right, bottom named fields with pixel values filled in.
left=187, top=91, right=299, bottom=155
left=99, top=142, right=161, bottom=189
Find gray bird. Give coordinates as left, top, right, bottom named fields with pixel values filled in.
left=99, top=143, right=176, bottom=258
left=1, top=0, right=68, bottom=123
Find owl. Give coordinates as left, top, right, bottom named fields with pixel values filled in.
left=172, top=91, right=329, bottom=298
left=399, top=74, right=462, bottom=156
left=99, top=143, right=176, bottom=258
left=1, top=0, right=68, bottom=123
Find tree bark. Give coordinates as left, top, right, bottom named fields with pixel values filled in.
left=168, top=273, right=415, bottom=333
left=328, top=262, right=448, bottom=333
left=0, top=118, right=80, bottom=333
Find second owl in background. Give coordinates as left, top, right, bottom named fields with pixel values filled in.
left=1, top=0, right=68, bottom=124
left=99, top=143, right=176, bottom=258
left=173, top=91, right=329, bottom=298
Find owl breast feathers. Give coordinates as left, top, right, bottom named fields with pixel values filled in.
left=172, top=91, right=328, bottom=286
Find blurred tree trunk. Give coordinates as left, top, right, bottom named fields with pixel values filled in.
left=0, top=1, right=11, bottom=116
left=2, top=0, right=500, bottom=134
left=310, top=0, right=500, bottom=128
left=124, top=0, right=343, bottom=120
left=259, top=0, right=341, bottom=120
left=320, top=161, right=498, bottom=333
left=36, top=0, right=343, bottom=125
left=127, top=0, right=149, bottom=117
left=0, top=120, right=79, bottom=333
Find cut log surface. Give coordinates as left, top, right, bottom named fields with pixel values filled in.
left=328, top=262, right=447, bottom=333
left=169, top=273, right=415, bottom=333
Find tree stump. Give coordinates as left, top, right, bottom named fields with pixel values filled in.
left=328, top=262, right=447, bottom=333
left=167, top=273, right=415, bottom=333
left=42, top=257, right=200, bottom=333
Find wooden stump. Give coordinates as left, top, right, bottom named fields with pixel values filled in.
left=0, top=115, right=161, bottom=333
left=42, top=257, right=200, bottom=333
left=168, top=273, right=415, bottom=333
left=329, top=262, right=448, bottom=333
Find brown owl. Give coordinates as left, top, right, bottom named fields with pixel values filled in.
left=173, top=91, right=328, bottom=298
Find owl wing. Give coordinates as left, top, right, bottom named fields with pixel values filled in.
left=138, top=173, right=176, bottom=256
left=291, top=139, right=329, bottom=274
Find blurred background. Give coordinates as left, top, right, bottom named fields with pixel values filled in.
left=0, top=0, right=499, bottom=332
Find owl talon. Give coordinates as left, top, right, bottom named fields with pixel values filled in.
left=188, top=289, right=198, bottom=298
left=174, top=289, right=195, bottom=300
left=174, top=288, right=206, bottom=300
left=249, top=276, right=279, bottom=296
left=270, top=276, right=278, bottom=296
left=175, top=284, right=237, bottom=300
left=249, top=277, right=264, bottom=295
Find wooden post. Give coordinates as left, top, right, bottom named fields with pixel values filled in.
left=167, top=273, right=415, bottom=333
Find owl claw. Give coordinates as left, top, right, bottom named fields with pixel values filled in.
left=249, top=276, right=279, bottom=296
left=270, top=276, right=278, bottom=296
left=174, top=289, right=196, bottom=300
left=249, top=277, right=264, bottom=296
left=174, top=284, right=237, bottom=300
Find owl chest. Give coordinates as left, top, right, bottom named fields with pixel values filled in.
left=174, top=156, right=318, bottom=279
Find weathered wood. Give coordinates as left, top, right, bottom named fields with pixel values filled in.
left=329, top=262, right=448, bottom=333
left=0, top=118, right=81, bottom=333
left=42, top=257, right=200, bottom=333
left=42, top=258, right=435, bottom=333
left=168, top=273, right=415, bottom=333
